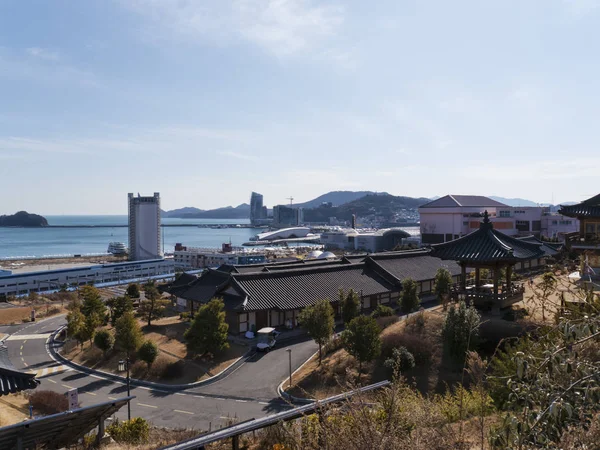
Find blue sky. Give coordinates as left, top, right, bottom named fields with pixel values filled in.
left=1, top=0, right=599, bottom=214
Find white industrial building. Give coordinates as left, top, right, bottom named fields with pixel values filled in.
left=128, top=192, right=162, bottom=261
left=0, top=259, right=175, bottom=297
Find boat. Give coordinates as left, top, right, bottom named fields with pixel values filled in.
left=107, top=242, right=128, bottom=255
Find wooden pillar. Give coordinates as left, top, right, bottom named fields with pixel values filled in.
left=506, top=265, right=512, bottom=293
left=232, top=435, right=240, bottom=450
left=460, top=263, right=467, bottom=291
left=475, top=267, right=480, bottom=288
left=493, top=264, right=499, bottom=302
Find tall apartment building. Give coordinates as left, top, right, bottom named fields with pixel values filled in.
left=128, top=192, right=162, bottom=261
left=250, top=192, right=268, bottom=226
left=273, top=205, right=303, bottom=228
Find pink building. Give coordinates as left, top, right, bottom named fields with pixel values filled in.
left=419, top=195, right=578, bottom=244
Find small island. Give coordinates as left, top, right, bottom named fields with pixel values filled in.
left=0, top=211, right=49, bottom=227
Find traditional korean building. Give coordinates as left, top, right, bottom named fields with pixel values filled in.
left=0, top=345, right=39, bottom=396
left=168, top=250, right=462, bottom=334
left=559, top=194, right=600, bottom=268
left=430, top=211, right=545, bottom=310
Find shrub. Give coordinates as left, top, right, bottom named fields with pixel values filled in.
left=106, top=417, right=149, bottom=444
left=93, top=329, right=114, bottom=355
left=372, top=304, right=395, bottom=318
left=138, top=340, right=159, bottom=369
left=384, top=346, right=415, bottom=373
left=179, top=311, right=191, bottom=321
left=126, top=283, right=141, bottom=299
left=400, top=278, right=420, bottom=313
left=442, top=301, right=481, bottom=364
left=29, top=390, right=70, bottom=415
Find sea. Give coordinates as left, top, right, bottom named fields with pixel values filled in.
left=0, top=216, right=420, bottom=259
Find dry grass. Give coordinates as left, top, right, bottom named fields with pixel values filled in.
left=0, top=307, right=33, bottom=325
left=101, top=426, right=202, bottom=450
left=63, top=313, right=248, bottom=384
left=0, top=393, right=29, bottom=426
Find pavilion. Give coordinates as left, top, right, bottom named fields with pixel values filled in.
left=559, top=194, right=600, bottom=268
left=430, top=211, right=545, bottom=310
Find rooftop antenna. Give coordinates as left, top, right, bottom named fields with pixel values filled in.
left=286, top=196, right=294, bottom=206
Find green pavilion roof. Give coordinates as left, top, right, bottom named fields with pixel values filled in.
left=559, top=194, right=600, bottom=218
left=430, top=211, right=546, bottom=263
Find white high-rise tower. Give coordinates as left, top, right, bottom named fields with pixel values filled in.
left=128, top=192, right=162, bottom=261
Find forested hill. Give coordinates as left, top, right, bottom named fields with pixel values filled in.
left=302, top=193, right=430, bottom=222
left=0, top=211, right=49, bottom=227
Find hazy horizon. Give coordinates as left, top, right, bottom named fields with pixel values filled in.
left=2, top=1, right=599, bottom=214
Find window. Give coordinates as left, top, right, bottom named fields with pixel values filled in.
left=463, top=221, right=468, bottom=226
left=499, top=210, right=511, bottom=218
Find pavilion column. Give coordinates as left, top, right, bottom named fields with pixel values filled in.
left=475, top=267, right=480, bottom=288
left=460, top=263, right=467, bottom=291
left=493, top=264, right=499, bottom=302
left=506, top=265, right=512, bottom=293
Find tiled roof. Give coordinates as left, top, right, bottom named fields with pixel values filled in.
left=167, top=272, right=198, bottom=297
left=420, top=195, right=508, bottom=208
left=172, top=269, right=230, bottom=303
left=0, top=345, right=39, bottom=396
left=431, top=212, right=545, bottom=263
left=366, top=250, right=462, bottom=284
left=231, top=263, right=394, bottom=311
left=516, top=236, right=561, bottom=257
left=559, top=194, right=600, bottom=218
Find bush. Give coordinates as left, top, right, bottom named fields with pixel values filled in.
left=384, top=346, right=415, bottom=373
left=372, top=304, right=395, bottom=318
left=138, top=340, right=159, bottom=368
left=29, top=390, right=70, bottom=415
left=375, top=315, right=398, bottom=330
left=93, top=329, right=114, bottom=355
left=106, top=417, right=149, bottom=444
left=179, top=311, right=191, bottom=321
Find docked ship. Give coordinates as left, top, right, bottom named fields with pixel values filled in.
left=107, top=242, right=128, bottom=255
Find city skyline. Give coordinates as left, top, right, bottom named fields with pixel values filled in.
left=2, top=1, right=600, bottom=214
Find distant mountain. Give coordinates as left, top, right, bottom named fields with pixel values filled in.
left=303, top=193, right=429, bottom=222
left=292, top=191, right=379, bottom=209
left=0, top=211, right=48, bottom=227
left=165, top=203, right=250, bottom=219
left=489, top=196, right=540, bottom=207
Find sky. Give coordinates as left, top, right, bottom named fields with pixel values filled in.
left=1, top=0, right=600, bottom=214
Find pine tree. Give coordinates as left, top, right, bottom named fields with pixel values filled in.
left=138, top=340, right=159, bottom=369
left=340, top=288, right=361, bottom=324
left=184, top=298, right=230, bottom=357
left=400, top=278, right=420, bottom=313
left=299, top=299, right=335, bottom=364
left=342, top=315, right=381, bottom=375
left=115, top=311, right=143, bottom=356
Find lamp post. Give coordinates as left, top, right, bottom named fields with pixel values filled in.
left=118, top=355, right=131, bottom=421
left=287, top=348, right=292, bottom=388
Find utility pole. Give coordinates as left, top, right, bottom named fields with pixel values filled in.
left=287, top=348, right=293, bottom=388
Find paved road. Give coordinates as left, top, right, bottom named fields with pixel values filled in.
left=0, top=316, right=317, bottom=430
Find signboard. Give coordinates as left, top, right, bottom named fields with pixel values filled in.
left=66, top=389, right=78, bottom=410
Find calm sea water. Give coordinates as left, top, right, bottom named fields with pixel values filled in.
left=0, top=215, right=420, bottom=259
left=0, top=216, right=258, bottom=259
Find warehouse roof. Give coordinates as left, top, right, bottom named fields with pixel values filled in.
left=420, top=195, right=508, bottom=209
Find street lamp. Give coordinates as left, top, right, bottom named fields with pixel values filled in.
left=286, top=348, right=292, bottom=388
left=118, top=356, right=131, bottom=421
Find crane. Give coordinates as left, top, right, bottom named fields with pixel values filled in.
left=286, top=196, right=294, bottom=205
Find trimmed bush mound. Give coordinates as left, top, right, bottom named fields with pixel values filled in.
left=29, top=390, right=70, bottom=415
left=107, top=417, right=150, bottom=444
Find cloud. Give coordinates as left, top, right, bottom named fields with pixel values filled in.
left=121, top=0, right=344, bottom=56
left=26, top=47, right=60, bottom=61
left=218, top=150, right=257, bottom=161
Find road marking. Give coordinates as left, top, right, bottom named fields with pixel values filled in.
left=174, top=409, right=194, bottom=415
left=20, top=345, right=23, bottom=350
left=259, top=402, right=269, bottom=405
left=235, top=400, right=247, bottom=403
left=23, top=362, right=28, bottom=367
left=62, top=384, right=74, bottom=389
left=6, top=333, right=52, bottom=341
left=84, top=392, right=97, bottom=396
left=137, top=403, right=158, bottom=409
left=139, top=387, right=151, bottom=390
left=33, top=365, right=73, bottom=378
left=48, top=379, right=57, bottom=384
left=108, top=396, right=117, bottom=400
left=19, top=352, right=22, bottom=356
left=23, top=340, right=27, bottom=344
left=175, top=393, right=185, bottom=396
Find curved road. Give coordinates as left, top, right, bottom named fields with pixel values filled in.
left=0, top=316, right=317, bottom=429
